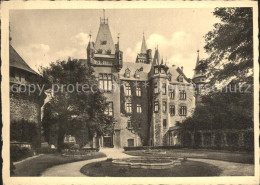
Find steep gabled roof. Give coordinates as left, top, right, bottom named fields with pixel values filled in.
left=9, top=45, right=37, bottom=75
left=95, top=20, right=115, bottom=54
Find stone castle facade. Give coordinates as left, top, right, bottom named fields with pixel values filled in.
left=9, top=45, right=46, bottom=148
left=80, top=15, right=205, bottom=148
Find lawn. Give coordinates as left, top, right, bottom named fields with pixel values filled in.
left=124, top=149, right=254, bottom=164
left=13, top=152, right=106, bottom=176
left=80, top=160, right=222, bottom=177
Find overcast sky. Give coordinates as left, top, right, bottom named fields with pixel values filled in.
left=10, top=8, right=218, bottom=78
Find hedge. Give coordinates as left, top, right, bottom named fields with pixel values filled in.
left=124, top=145, right=182, bottom=151
left=10, top=145, right=34, bottom=162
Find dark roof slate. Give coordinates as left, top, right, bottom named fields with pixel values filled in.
left=9, top=45, right=37, bottom=75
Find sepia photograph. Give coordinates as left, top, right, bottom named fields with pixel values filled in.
left=1, top=1, right=259, bottom=184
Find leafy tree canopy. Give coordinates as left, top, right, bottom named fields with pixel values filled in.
left=197, top=8, right=253, bottom=85
left=40, top=58, right=113, bottom=151
left=181, top=91, right=253, bottom=131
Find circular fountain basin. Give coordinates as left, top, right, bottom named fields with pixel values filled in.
left=112, top=158, right=181, bottom=169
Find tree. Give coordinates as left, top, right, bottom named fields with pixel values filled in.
left=181, top=91, right=253, bottom=131
left=40, top=58, right=113, bottom=151
left=198, top=8, right=253, bottom=85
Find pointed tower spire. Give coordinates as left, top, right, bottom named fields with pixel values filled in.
left=95, top=10, right=115, bottom=54
left=193, top=50, right=203, bottom=79
left=140, top=32, right=147, bottom=54
left=152, top=47, right=160, bottom=65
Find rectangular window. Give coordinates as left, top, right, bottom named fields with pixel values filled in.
left=179, top=106, right=187, bottom=116
left=101, top=40, right=107, bottom=45
left=104, top=102, right=113, bottom=116
left=136, top=87, right=141, bottom=96
left=154, top=67, right=159, bottom=74
left=127, top=139, right=134, bottom=147
left=126, top=103, right=132, bottom=113
left=137, top=104, right=142, bottom=113
left=161, top=68, right=165, bottom=74
left=162, top=101, right=167, bottom=113
left=99, top=73, right=113, bottom=92
left=163, top=119, right=167, bottom=128
left=154, top=101, right=159, bottom=113
left=162, top=83, right=166, bottom=95
left=127, top=120, right=132, bottom=128
left=180, top=90, right=186, bottom=100
left=154, top=83, right=159, bottom=94
left=170, top=105, right=175, bottom=116
left=169, top=85, right=175, bottom=99
left=125, top=83, right=131, bottom=96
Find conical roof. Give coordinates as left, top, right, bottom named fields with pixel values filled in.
left=95, top=19, right=115, bottom=54
left=193, top=50, right=204, bottom=79
left=140, top=34, right=147, bottom=54
left=152, top=48, right=160, bottom=66
left=9, top=45, right=37, bottom=75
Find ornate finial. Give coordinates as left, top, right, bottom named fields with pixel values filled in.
left=197, top=49, right=199, bottom=53
left=117, top=33, right=120, bottom=42
left=103, top=9, right=105, bottom=20
left=89, top=31, right=92, bottom=40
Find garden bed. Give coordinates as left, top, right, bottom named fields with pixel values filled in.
left=12, top=152, right=106, bottom=176
left=80, top=160, right=222, bottom=177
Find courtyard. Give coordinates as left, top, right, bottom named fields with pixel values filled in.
left=13, top=148, right=254, bottom=177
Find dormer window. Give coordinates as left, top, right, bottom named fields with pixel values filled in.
left=125, top=68, right=131, bottom=78
left=154, top=67, right=159, bottom=74
left=178, top=75, right=184, bottom=82
left=106, top=50, right=111, bottom=54
left=135, top=70, right=140, bottom=79
left=97, top=49, right=102, bottom=54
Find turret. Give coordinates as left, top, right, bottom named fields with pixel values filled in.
left=115, top=33, right=123, bottom=71
left=136, top=33, right=152, bottom=64
left=87, top=33, right=95, bottom=65
left=192, top=50, right=207, bottom=105
left=149, top=47, right=171, bottom=146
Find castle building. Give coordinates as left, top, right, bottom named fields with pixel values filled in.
left=81, top=14, right=197, bottom=148
left=192, top=50, right=207, bottom=105
left=9, top=45, right=46, bottom=148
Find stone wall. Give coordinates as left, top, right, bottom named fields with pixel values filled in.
left=10, top=95, right=41, bottom=124
left=10, top=93, right=43, bottom=148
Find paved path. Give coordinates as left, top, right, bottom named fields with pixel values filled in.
left=41, top=148, right=133, bottom=176
left=41, top=148, right=254, bottom=176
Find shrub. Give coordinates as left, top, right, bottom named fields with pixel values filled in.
left=35, top=147, right=57, bottom=154
left=10, top=145, right=34, bottom=162
left=124, top=145, right=182, bottom=151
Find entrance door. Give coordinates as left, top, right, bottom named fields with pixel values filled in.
left=127, top=139, right=134, bottom=147
left=114, top=130, right=121, bottom=148
left=103, top=136, right=113, bottom=148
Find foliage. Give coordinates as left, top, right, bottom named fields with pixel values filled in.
left=10, top=145, right=34, bottom=162
left=181, top=91, right=253, bottom=131
left=40, top=58, right=114, bottom=151
left=197, top=8, right=253, bottom=84
left=10, top=119, right=38, bottom=148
